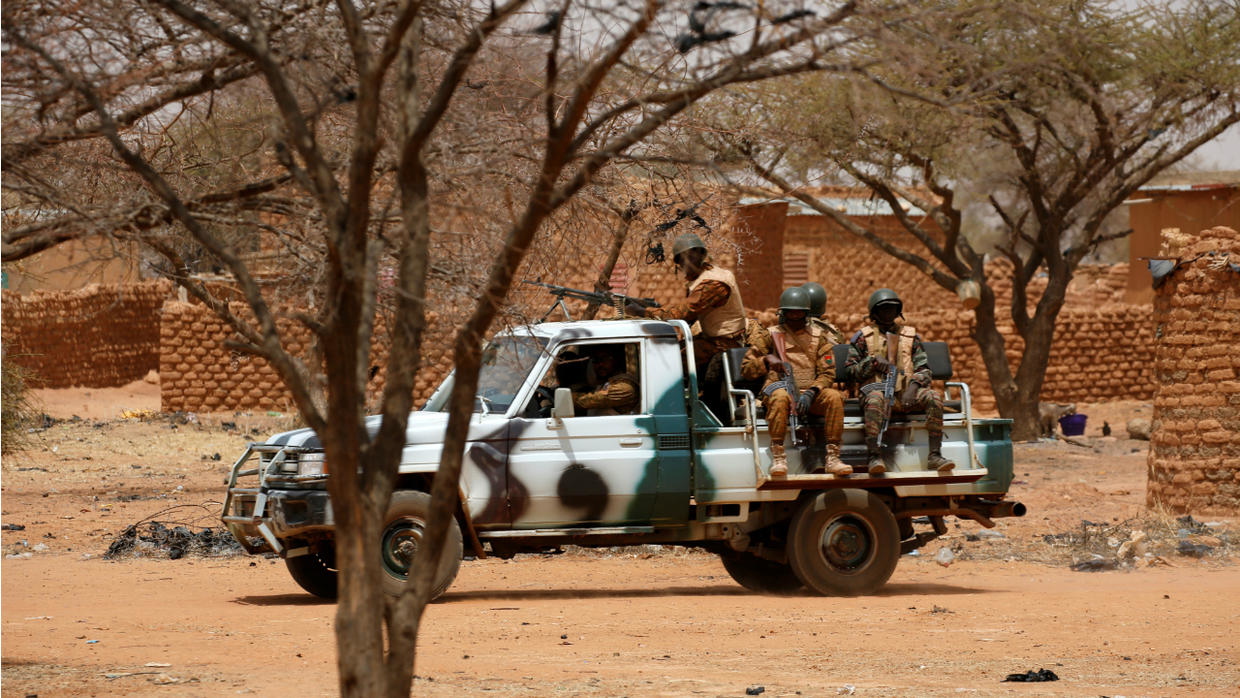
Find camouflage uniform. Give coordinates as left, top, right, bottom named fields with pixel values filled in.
left=842, top=321, right=952, bottom=471
left=747, top=322, right=847, bottom=474
left=573, top=373, right=640, bottom=416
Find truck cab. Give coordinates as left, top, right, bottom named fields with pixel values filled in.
left=223, top=318, right=1024, bottom=599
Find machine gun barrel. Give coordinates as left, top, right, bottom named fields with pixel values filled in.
left=523, top=280, right=659, bottom=321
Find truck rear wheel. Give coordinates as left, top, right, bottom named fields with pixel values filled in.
left=787, top=489, right=899, bottom=596
left=380, top=490, right=463, bottom=600
left=285, top=546, right=338, bottom=599
left=718, top=550, right=803, bottom=594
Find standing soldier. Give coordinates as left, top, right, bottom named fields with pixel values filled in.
left=801, top=281, right=845, bottom=345
left=628, top=231, right=747, bottom=375
left=841, top=288, right=955, bottom=475
left=747, top=287, right=850, bottom=478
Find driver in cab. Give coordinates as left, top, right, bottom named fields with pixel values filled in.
left=563, top=345, right=639, bottom=416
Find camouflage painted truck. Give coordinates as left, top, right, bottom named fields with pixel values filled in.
left=222, top=318, right=1025, bottom=599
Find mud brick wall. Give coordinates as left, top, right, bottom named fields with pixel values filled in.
left=2, top=280, right=171, bottom=388
left=159, top=301, right=460, bottom=413
left=1147, top=226, right=1240, bottom=515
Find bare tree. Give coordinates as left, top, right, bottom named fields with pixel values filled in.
left=705, top=0, right=1240, bottom=439
left=3, top=1, right=887, bottom=693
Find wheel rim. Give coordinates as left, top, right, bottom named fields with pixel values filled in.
left=818, top=514, right=875, bottom=574
left=381, top=515, right=426, bottom=580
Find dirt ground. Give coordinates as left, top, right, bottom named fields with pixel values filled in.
left=3, top=394, right=1238, bottom=697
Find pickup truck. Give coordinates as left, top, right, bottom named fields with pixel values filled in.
left=222, top=318, right=1024, bottom=599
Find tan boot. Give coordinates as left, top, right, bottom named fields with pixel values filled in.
left=927, top=451, right=955, bottom=473
left=769, top=444, right=788, bottom=478
left=825, top=444, right=852, bottom=476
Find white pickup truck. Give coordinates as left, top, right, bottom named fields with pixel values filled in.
left=222, top=318, right=1024, bottom=599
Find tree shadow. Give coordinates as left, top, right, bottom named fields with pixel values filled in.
left=874, top=581, right=990, bottom=596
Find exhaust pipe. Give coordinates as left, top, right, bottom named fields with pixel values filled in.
left=985, top=500, right=1026, bottom=518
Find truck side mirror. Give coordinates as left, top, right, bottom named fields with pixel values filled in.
left=551, top=387, right=575, bottom=419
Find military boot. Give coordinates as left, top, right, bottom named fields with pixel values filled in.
left=769, top=444, right=788, bottom=479
left=927, top=433, right=955, bottom=473
left=825, top=444, right=852, bottom=476
left=865, top=436, right=886, bottom=475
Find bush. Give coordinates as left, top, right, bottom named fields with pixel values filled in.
left=1, top=347, right=41, bottom=453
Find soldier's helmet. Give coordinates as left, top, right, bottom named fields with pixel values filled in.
left=670, top=232, right=707, bottom=263
left=779, top=286, right=812, bottom=311
left=801, top=282, right=827, bottom=317
left=867, top=287, right=903, bottom=315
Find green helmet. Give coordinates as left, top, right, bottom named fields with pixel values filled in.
left=671, top=232, right=707, bottom=261
left=801, top=282, right=827, bottom=317
left=867, top=287, right=903, bottom=315
left=779, top=286, right=812, bottom=311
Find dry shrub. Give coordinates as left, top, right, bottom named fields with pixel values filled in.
left=1, top=346, right=41, bottom=453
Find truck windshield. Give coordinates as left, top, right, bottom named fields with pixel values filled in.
left=423, top=335, right=548, bottom=414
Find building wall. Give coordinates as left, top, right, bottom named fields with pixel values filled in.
left=2, top=280, right=170, bottom=388
left=1147, top=226, right=1240, bottom=515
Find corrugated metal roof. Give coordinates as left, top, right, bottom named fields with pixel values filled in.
left=739, top=195, right=926, bottom=217
left=1140, top=170, right=1240, bottom=191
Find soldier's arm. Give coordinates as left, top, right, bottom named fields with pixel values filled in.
left=839, top=333, right=870, bottom=384
left=645, top=280, right=729, bottom=322
left=574, top=379, right=639, bottom=412
left=910, top=334, right=932, bottom=386
left=740, top=328, right=773, bottom=382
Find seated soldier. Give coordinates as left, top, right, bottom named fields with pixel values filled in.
left=840, top=288, right=955, bottom=475
left=571, top=344, right=640, bottom=416
left=746, top=287, right=850, bottom=478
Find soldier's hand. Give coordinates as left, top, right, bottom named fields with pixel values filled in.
left=870, top=355, right=892, bottom=373
left=899, top=381, right=919, bottom=406
left=796, top=389, right=816, bottom=418
left=763, top=355, right=784, bottom=371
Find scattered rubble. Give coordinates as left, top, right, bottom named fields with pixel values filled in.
left=1002, top=668, right=1059, bottom=682
left=1126, top=417, right=1151, bottom=440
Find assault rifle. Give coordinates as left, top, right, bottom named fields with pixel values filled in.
left=876, top=332, right=900, bottom=448
left=770, top=331, right=803, bottom=447
left=524, top=280, right=660, bottom=322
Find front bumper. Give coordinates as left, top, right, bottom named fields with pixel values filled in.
left=221, top=444, right=334, bottom=555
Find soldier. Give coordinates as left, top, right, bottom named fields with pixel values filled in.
left=841, top=288, right=955, bottom=475
left=801, top=281, right=846, bottom=346
left=628, top=232, right=747, bottom=371
left=571, top=345, right=640, bottom=416
left=747, top=287, right=850, bottom=478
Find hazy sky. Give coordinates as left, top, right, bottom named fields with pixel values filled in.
left=1195, top=123, right=1240, bottom=171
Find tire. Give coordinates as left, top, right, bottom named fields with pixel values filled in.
left=285, top=547, right=338, bottom=599
left=787, top=489, right=900, bottom=596
left=380, top=490, right=463, bottom=600
left=718, top=550, right=804, bottom=595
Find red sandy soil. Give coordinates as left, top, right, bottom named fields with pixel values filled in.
left=2, top=397, right=1237, bottom=697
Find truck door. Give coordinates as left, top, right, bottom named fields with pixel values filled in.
left=506, top=339, right=661, bottom=527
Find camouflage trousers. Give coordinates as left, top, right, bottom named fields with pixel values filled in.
left=862, top=385, right=944, bottom=443
left=764, top=387, right=845, bottom=450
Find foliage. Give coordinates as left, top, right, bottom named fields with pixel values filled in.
left=1, top=348, right=41, bottom=454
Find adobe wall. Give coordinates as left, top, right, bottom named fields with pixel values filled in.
left=1147, top=226, right=1240, bottom=515
left=1, top=280, right=171, bottom=389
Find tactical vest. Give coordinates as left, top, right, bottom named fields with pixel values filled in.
left=768, top=323, right=824, bottom=388
left=690, top=265, right=746, bottom=338
left=861, top=324, right=917, bottom=392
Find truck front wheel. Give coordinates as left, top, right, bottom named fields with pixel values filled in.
left=285, top=546, right=338, bottom=599
left=787, top=489, right=899, bottom=596
left=718, top=550, right=803, bottom=594
left=380, top=490, right=463, bottom=600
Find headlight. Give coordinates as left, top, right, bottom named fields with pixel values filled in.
left=297, top=452, right=327, bottom=476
